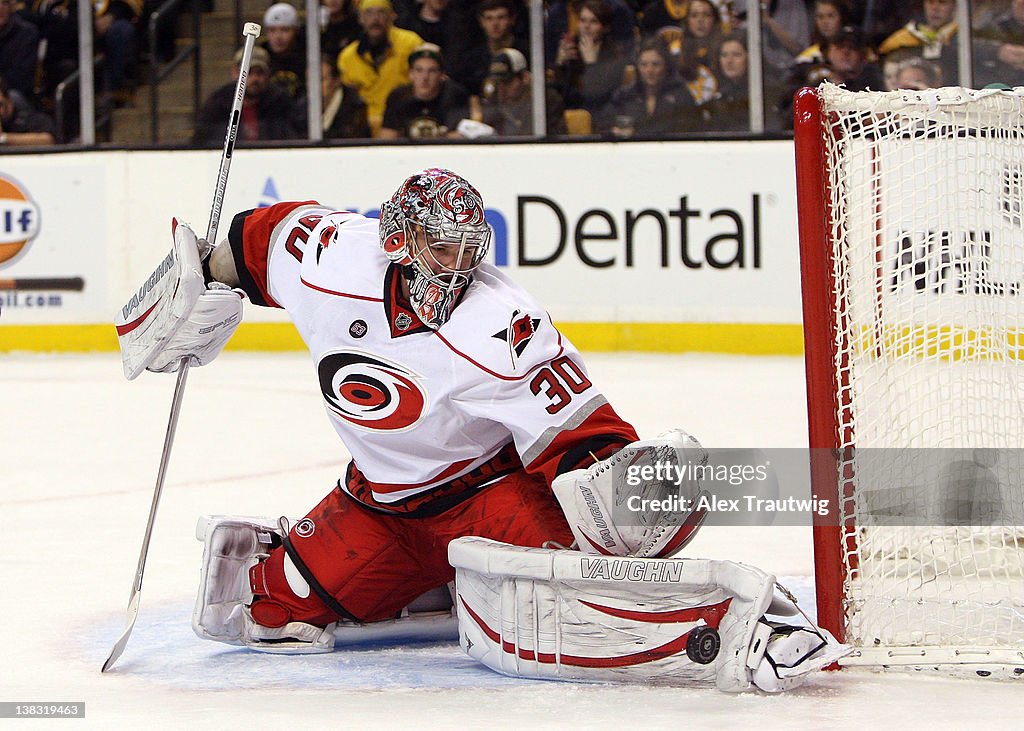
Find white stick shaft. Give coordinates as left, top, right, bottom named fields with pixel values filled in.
left=206, top=22, right=262, bottom=245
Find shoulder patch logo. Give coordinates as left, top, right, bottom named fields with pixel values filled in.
left=349, top=319, right=368, bottom=338
left=492, top=309, right=541, bottom=368
left=315, top=225, right=337, bottom=264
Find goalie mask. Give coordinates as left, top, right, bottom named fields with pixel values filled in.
left=379, top=168, right=491, bottom=329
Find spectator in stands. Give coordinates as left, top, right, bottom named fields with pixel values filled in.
left=25, top=0, right=77, bottom=112
left=796, top=0, right=849, bottom=64
left=193, top=46, right=302, bottom=145
left=321, top=0, right=360, bottom=59
left=708, top=32, right=749, bottom=131
left=756, top=0, right=811, bottom=77
left=142, top=0, right=179, bottom=63
left=448, top=0, right=528, bottom=96
left=639, top=0, right=686, bottom=38
left=599, top=38, right=699, bottom=137
left=378, top=43, right=468, bottom=138
left=321, top=54, right=371, bottom=139
left=262, top=2, right=307, bottom=100
left=553, top=0, right=629, bottom=114
left=0, top=0, right=40, bottom=100
left=0, top=74, right=55, bottom=145
left=678, top=0, right=722, bottom=106
left=337, top=0, right=424, bottom=133
left=474, top=47, right=567, bottom=136
left=640, top=0, right=734, bottom=38
left=881, top=45, right=920, bottom=89
left=974, top=0, right=1024, bottom=87
left=545, top=0, right=637, bottom=66
left=94, top=0, right=142, bottom=107
left=893, top=55, right=944, bottom=89
left=859, top=0, right=917, bottom=48
left=879, top=0, right=959, bottom=85
left=824, top=25, right=885, bottom=90
left=396, top=0, right=455, bottom=49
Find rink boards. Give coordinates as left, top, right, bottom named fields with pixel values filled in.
left=0, top=141, right=804, bottom=353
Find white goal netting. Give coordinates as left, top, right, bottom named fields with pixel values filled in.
left=813, top=84, right=1024, bottom=672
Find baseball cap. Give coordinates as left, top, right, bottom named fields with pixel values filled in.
left=234, top=45, right=270, bottom=70
left=827, top=25, right=867, bottom=50
left=360, top=0, right=393, bottom=12
left=263, top=2, right=300, bottom=28
left=409, top=43, right=444, bottom=67
left=487, top=48, right=528, bottom=81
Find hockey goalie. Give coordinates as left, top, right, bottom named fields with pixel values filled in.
left=119, top=168, right=847, bottom=692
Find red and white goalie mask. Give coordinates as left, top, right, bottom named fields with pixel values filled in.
left=379, top=168, right=492, bottom=329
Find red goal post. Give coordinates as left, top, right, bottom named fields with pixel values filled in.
left=793, top=83, right=1024, bottom=677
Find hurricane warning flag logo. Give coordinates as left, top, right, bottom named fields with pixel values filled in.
left=0, top=175, right=42, bottom=268
left=317, top=350, right=427, bottom=431
left=492, top=309, right=541, bottom=368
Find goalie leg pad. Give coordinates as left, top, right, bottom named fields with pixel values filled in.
left=448, top=537, right=849, bottom=691
left=551, top=428, right=709, bottom=558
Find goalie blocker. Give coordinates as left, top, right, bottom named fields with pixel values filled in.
left=115, top=219, right=243, bottom=380
left=449, top=537, right=850, bottom=692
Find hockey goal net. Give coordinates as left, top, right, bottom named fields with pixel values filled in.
left=794, top=83, right=1024, bottom=676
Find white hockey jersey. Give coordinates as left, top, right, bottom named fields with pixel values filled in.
left=226, top=202, right=637, bottom=516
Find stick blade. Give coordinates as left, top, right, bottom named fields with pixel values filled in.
left=101, top=588, right=142, bottom=672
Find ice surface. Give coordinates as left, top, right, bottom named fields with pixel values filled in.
left=2, top=352, right=1021, bottom=729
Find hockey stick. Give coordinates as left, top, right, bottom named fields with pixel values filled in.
left=101, top=21, right=262, bottom=673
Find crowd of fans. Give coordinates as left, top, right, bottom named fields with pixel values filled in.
left=2, top=0, right=1024, bottom=146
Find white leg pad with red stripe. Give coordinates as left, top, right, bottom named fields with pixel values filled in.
left=551, top=429, right=708, bottom=558
left=448, top=537, right=847, bottom=691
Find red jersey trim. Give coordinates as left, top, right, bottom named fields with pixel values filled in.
left=235, top=201, right=320, bottom=308
left=433, top=326, right=565, bottom=382
left=342, top=442, right=523, bottom=517
left=300, top=276, right=384, bottom=302
left=354, top=452, right=484, bottom=494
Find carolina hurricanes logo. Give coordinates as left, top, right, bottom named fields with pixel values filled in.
left=492, top=309, right=541, bottom=368
left=382, top=230, right=412, bottom=265
left=315, top=225, right=337, bottom=264
left=317, top=350, right=427, bottom=431
left=294, top=519, right=315, bottom=538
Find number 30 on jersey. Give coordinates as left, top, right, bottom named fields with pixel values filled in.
left=530, top=356, right=593, bottom=414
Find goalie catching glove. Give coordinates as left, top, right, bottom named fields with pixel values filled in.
left=115, top=219, right=243, bottom=379
left=552, top=428, right=709, bottom=558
